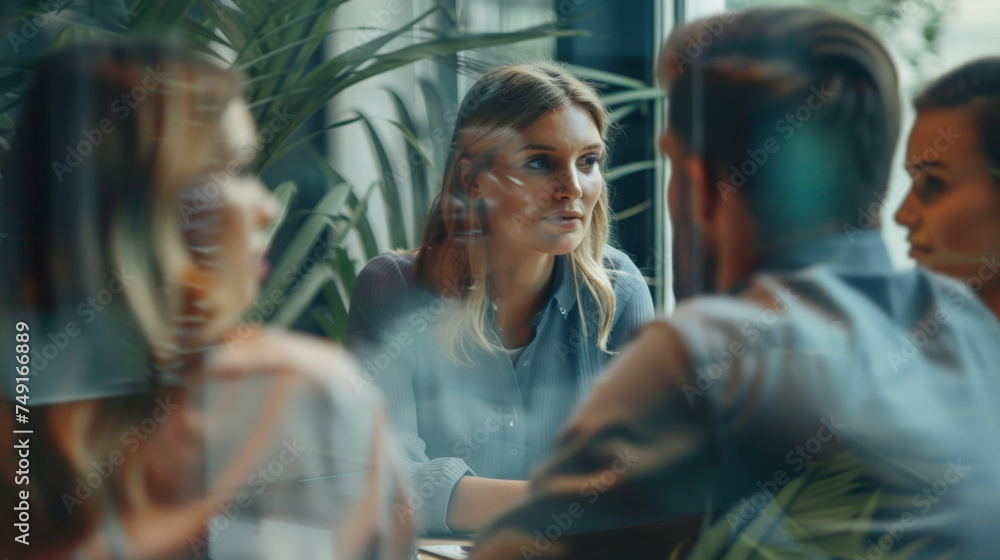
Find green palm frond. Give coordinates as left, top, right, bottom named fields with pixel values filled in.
left=687, top=451, right=946, bottom=560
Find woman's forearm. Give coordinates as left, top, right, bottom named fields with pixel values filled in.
left=445, top=477, right=529, bottom=533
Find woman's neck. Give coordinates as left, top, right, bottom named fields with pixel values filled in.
left=488, top=245, right=557, bottom=347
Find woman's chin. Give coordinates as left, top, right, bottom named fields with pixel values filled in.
left=551, top=246, right=579, bottom=256
left=539, top=232, right=588, bottom=256
left=533, top=241, right=578, bottom=256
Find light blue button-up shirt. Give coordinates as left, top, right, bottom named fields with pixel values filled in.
left=347, top=246, right=654, bottom=535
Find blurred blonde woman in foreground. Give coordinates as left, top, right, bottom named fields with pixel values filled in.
left=0, top=40, right=413, bottom=559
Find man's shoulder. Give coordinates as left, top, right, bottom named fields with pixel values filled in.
left=666, top=266, right=892, bottom=361
left=667, top=264, right=1000, bottom=379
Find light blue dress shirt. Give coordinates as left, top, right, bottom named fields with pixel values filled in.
left=347, top=246, right=654, bottom=535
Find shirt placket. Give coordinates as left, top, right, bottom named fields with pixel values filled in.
left=486, top=306, right=527, bottom=466
left=497, top=352, right=525, bottom=464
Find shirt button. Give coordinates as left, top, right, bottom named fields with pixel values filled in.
left=511, top=449, right=518, bottom=456
left=509, top=421, right=514, bottom=427
left=559, top=307, right=566, bottom=315
left=523, top=360, right=530, bottom=366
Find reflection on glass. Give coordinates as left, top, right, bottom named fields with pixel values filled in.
left=0, top=40, right=412, bottom=560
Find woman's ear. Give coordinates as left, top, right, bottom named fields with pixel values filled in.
left=457, top=158, right=477, bottom=195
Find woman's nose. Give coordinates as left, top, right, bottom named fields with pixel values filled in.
left=552, top=168, right=583, bottom=200
left=894, top=189, right=920, bottom=230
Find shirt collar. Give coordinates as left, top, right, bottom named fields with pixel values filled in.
left=756, top=229, right=893, bottom=276
left=493, top=255, right=578, bottom=329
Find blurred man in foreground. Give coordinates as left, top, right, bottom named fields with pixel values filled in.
left=471, top=6, right=1000, bottom=559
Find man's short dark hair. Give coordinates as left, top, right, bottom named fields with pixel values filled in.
left=662, top=6, right=900, bottom=245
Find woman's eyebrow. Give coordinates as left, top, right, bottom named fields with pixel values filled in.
left=516, top=143, right=556, bottom=153
left=515, top=142, right=604, bottom=153
left=905, top=159, right=947, bottom=175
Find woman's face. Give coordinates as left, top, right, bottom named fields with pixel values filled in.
left=468, top=104, right=604, bottom=258
left=895, top=108, right=1000, bottom=283
left=183, top=99, right=278, bottom=336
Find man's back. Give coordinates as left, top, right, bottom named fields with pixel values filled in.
left=472, top=232, right=1000, bottom=558
left=672, top=231, right=1000, bottom=555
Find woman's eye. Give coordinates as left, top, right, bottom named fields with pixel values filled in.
left=915, top=175, right=946, bottom=203
left=578, top=154, right=599, bottom=170
left=526, top=157, right=551, bottom=171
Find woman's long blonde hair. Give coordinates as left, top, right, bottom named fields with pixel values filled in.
left=415, top=62, right=617, bottom=363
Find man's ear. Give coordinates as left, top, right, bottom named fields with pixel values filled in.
left=457, top=158, right=477, bottom=195
left=683, top=154, right=718, bottom=232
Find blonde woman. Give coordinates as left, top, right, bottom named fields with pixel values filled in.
left=0, top=40, right=412, bottom=559
left=347, top=63, right=654, bottom=535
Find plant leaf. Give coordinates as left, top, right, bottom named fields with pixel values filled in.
left=418, top=77, right=449, bottom=171
left=602, top=87, right=665, bottom=106
left=261, top=180, right=352, bottom=298
left=319, top=267, right=349, bottom=342
left=129, top=0, right=195, bottom=34
left=611, top=102, right=641, bottom=122
left=567, top=64, right=648, bottom=90
left=332, top=245, right=355, bottom=296
left=614, top=199, right=652, bottom=222
left=356, top=112, right=408, bottom=249
left=606, top=160, right=656, bottom=183
left=310, top=307, right=343, bottom=340
left=269, top=262, right=329, bottom=327
left=346, top=182, right=381, bottom=261
left=383, top=89, right=434, bottom=236
left=259, top=114, right=362, bottom=172
left=263, top=180, right=296, bottom=246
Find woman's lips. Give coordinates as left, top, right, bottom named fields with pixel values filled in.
left=543, top=215, right=582, bottom=230
left=543, top=210, right=584, bottom=230
left=908, top=245, right=932, bottom=259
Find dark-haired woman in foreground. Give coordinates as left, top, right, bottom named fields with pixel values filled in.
left=0, top=41, right=412, bottom=559
left=348, top=62, right=654, bottom=534
left=896, top=57, right=1000, bottom=320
